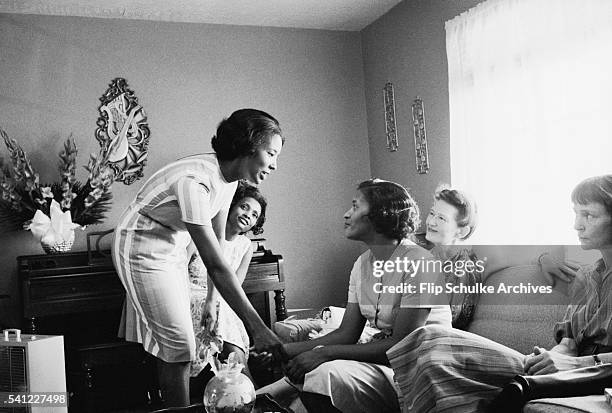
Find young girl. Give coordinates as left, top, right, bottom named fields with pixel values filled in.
left=190, top=182, right=267, bottom=382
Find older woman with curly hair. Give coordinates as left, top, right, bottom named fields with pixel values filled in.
left=262, top=179, right=452, bottom=413
left=425, top=186, right=480, bottom=330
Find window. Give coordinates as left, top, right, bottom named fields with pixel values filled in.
left=446, top=0, right=612, bottom=244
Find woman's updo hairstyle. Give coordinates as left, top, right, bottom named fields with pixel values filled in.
left=212, top=109, right=283, bottom=161
left=357, top=179, right=420, bottom=241
left=434, top=185, right=478, bottom=240
left=229, top=181, right=267, bottom=235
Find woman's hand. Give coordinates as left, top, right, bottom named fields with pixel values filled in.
left=251, top=327, right=286, bottom=362
left=539, top=254, right=579, bottom=286
left=201, top=300, right=220, bottom=333
left=284, top=347, right=329, bottom=383
left=524, top=346, right=581, bottom=375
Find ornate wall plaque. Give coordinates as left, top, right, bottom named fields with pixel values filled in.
left=383, top=82, right=399, bottom=152
left=95, top=78, right=150, bottom=185
left=411, top=96, right=430, bottom=174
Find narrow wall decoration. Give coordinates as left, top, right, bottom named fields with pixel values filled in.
left=411, top=96, right=430, bottom=174
left=95, top=78, right=150, bottom=185
left=383, top=82, right=399, bottom=152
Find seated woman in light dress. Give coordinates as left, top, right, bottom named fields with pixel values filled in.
left=189, top=182, right=267, bottom=383
left=260, top=179, right=452, bottom=413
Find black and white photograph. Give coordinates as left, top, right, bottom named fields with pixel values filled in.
left=1, top=1, right=611, bottom=412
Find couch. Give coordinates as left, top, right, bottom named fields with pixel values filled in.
left=469, top=264, right=609, bottom=412
left=274, top=264, right=610, bottom=412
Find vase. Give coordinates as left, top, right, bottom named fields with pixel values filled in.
left=203, top=368, right=256, bottom=413
left=40, top=229, right=75, bottom=254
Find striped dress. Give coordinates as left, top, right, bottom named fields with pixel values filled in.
left=112, top=153, right=237, bottom=363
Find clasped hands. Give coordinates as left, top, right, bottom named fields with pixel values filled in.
left=523, top=346, right=581, bottom=375
left=250, top=344, right=330, bottom=383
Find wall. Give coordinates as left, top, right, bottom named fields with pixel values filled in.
left=0, top=14, right=370, bottom=327
left=361, top=0, right=484, bottom=219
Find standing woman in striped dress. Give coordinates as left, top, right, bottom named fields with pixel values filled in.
left=111, top=109, right=284, bottom=407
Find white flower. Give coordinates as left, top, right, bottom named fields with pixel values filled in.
left=41, top=187, right=54, bottom=198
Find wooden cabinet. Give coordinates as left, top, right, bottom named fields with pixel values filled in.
left=17, top=246, right=287, bottom=412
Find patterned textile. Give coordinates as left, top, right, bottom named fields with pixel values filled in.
left=190, top=235, right=252, bottom=376
left=554, top=260, right=612, bottom=354
left=112, top=153, right=237, bottom=362
left=432, top=247, right=483, bottom=330
left=134, top=153, right=237, bottom=229
left=387, top=325, right=524, bottom=413
left=387, top=260, right=612, bottom=413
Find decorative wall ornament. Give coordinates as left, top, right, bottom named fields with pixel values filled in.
left=411, top=96, right=430, bottom=174
left=95, top=78, right=150, bottom=185
left=383, top=82, right=399, bottom=152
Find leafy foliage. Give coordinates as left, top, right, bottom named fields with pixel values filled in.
left=0, top=127, right=114, bottom=232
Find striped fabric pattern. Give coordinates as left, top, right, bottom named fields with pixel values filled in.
left=112, top=153, right=237, bottom=362
left=387, top=325, right=525, bottom=413
left=387, top=262, right=611, bottom=413
left=135, top=153, right=237, bottom=229
left=554, top=260, right=612, bottom=353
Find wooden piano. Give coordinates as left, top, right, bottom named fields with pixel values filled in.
left=17, top=240, right=287, bottom=412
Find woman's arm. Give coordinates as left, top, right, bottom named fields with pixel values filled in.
left=522, top=338, right=609, bottom=375
left=202, top=238, right=253, bottom=327
left=283, top=303, right=367, bottom=358
left=312, top=307, right=430, bottom=365
left=525, top=348, right=612, bottom=375
left=212, top=209, right=228, bottom=246
left=550, top=337, right=578, bottom=356
left=284, top=306, right=430, bottom=382
left=185, top=222, right=281, bottom=351
left=203, top=211, right=230, bottom=315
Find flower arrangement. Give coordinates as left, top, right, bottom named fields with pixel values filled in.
left=0, top=127, right=114, bottom=244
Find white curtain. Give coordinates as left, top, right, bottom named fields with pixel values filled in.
left=446, top=0, right=612, bottom=244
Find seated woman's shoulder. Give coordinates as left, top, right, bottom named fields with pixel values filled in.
left=401, top=238, right=434, bottom=259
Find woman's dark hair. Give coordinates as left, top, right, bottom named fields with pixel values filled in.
left=211, top=109, right=283, bottom=161
left=357, top=179, right=420, bottom=240
left=571, top=175, right=612, bottom=218
left=229, top=181, right=267, bottom=235
left=434, top=185, right=478, bottom=240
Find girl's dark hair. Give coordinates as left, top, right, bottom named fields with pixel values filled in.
left=571, top=175, right=612, bottom=218
left=230, top=181, right=267, bottom=235
left=211, top=109, right=283, bottom=161
left=357, top=179, right=420, bottom=240
left=434, top=185, right=478, bottom=240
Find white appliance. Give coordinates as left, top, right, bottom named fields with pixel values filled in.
left=0, top=329, right=67, bottom=413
